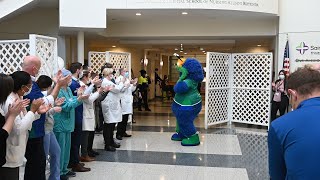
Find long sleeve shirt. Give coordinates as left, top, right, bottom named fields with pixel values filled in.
left=53, top=87, right=82, bottom=133
left=268, top=97, right=320, bottom=180
left=0, top=110, right=8, bottom=167
left=69, top=77, right=83, bottom=125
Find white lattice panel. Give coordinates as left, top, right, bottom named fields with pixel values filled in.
left=233, top=54, right=271, bottom=89
left=205, top=53, right=231, bottom=128
left=88, top=52, right=106, bottom=73
left=30, top=35, right=58, bottom=78
left=231, top=53, right=272, bottom=126
left=205, top=52, right=272, bottom=129
left=206, top=89, right=229, bottom=126
left=0, top=40, right=30, bottom=75
left=106, top=52, right=131, bottom=72
left=208, top=53, right=230, bottom=88
left=232, top=89, right=270, bottom=125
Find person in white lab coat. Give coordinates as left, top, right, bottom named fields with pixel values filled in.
left=101, top=67, right=125, bottom=152
left=115, top=68, right=138, bottom=140
left=79, top=70, right=112, bottom=161
left=0, top=71, right=50, bottom=180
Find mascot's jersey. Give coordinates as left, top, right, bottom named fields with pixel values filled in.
left=174, top=79, right=201, bottom=106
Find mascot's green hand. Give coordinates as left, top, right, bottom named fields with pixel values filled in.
left=176, top=66, right=188, bottom=82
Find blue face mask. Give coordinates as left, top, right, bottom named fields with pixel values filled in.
left=124, top=72, right=129, bottom=78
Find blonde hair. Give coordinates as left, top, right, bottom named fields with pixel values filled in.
left=102, top=68, right=114, bottom=77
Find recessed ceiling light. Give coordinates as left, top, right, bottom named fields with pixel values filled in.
left=200, top=48, right=204, bottom=51
left=257, top=44, right=262, bottom=47
left=175, top=48, right=178, bottom=51
left=182, top=12, right=188, bottom=15
left=184, top=53, right=187, bottom=54
left=112, top=46, right=116, bottom=48
left=180, top=50, right=183, bottom=52
left=136, top=13, right=142, bottom=16
left=202, top=51, right=206, bottom=52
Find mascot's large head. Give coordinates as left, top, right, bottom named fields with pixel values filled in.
left=174, top=53, right=204, bottom=83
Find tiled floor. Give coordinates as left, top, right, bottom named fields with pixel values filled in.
left=20, top=99, right=269, bottom=180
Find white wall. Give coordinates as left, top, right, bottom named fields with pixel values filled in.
left=106, top=0, right=278, bottom=15
left=0, top=8, right=68, bottom=63
left=59, top=0, right=107, bottom=29
left=103, top=17, right=278, bottom=37
left=0, top=0, right=34, bottom=20
left=277, top=0, right=320, bottom=73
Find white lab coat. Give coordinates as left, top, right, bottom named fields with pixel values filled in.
left=80, top=81, right=100, bottom=131
left=2, top=93, right=38, bottom=168
left=101, top=78, right=124, bottom=124
left=116, top=75, right=136, bottom=115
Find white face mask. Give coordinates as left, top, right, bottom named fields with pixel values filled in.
left=279, top=75, right=285, bottom=80
left=42, top=91, right=48, bottom=97
left=23, top=86, right=32, bottom=96
left=68, top=80, right=72, bottom=87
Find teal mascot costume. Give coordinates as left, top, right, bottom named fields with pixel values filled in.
left=171, top=54, right=204, bottom=146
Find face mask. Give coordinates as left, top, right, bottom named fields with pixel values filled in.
left=68, top=81, right=72, bottom=86
left=42, top=91, right=48, bottom=97
left=124, top=72, right=129, bottom=78
left=279, top=75, right=285, bottom=80
left=23, top=86, right=32, bottom=96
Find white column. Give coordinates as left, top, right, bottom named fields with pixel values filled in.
left=77, top=31, right=84, bottom=64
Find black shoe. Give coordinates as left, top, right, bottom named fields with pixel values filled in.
left=105, top=146, right=116, bottom=152
left=123, top=133, right=132, bottom=137
left=88, top=152, right=96, bottom=158
left=116, top=135, right=123, bottom=140
left=66, top=171, right=76, bottom=177
left=91, top=150, right=100, bottom=156
left=60, top=175, right=69, bottom=180
left=112, top=143, right=121, bottom=148
left=145, top=108, right=151, bottom=111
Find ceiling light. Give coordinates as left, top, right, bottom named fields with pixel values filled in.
left=180, top=50, right=183, bottom=52
left=136, top=13, right=142, bottom=16
left=112, top=46, right=116, bottom=48
left=182, top=12, right=188, bottom=15
left=175, top=48, right=178, bottom=51
left=202, top=51, right=206, bottom=52
left=184, top=53, right=187, bottom=54
left=204, top=53, right=207, bottom=54
left=257, top=44, right=262, bottom=47
left=200, top=48, right=204, bottom=51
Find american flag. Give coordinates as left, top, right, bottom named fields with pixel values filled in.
left=283, top=40, right=290, bottom=76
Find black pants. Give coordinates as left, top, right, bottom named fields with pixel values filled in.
left=0, top=167, right=19, bottom=180
left=87, top=131, right=95, bottom=153
left=117, top=114, right=129, bottom=136
left=24, top=137, right=46, bottom=180
left=70, top=123, right=82, bottom=165
left=81, top=131, right=90, bottom=157
left=271, top=96, right=289, bottom=122
left=103, top=123, right=116, bottom=147
left=138, top=90, right=149, bottom=110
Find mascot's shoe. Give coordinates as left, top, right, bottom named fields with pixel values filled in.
left=171, top=133, right=184, bottom=141
left=181, top=133, right=200, bottom=146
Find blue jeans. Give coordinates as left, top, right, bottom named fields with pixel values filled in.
left=44, top=132, right=61, bottom=180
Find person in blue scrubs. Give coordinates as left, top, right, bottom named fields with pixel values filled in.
left=268, top=66, right=320, bottom=179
